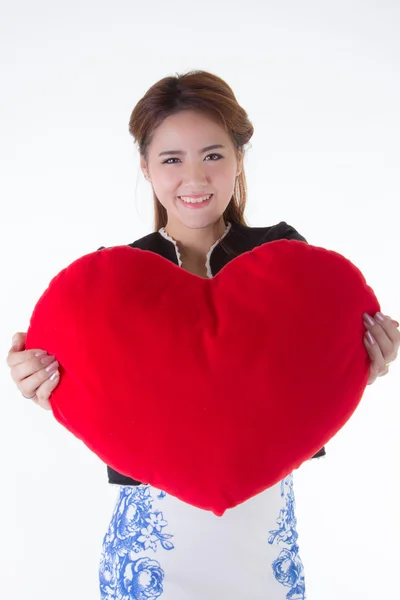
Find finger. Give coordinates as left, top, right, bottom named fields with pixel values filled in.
left=17, top=358, right=59, bottom=396
left=379, top=314, right=400, bottom=342
left=363, top=331, right=386, bottom=375
left=10, top=332, right=26, bottom=352
left=378, top=316, right=400, bottom=361
left=363, top=314, right=395, bottom=363
left=10, top=352, right=56, bottom=382
left=7, top=348, right=49, bottom=369
left=33, top=371, right=60, bottom=411
left=383, top=316, right=400, bottom=350
left=7, top=332, right=27, bottom=358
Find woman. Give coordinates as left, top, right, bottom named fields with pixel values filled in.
left=7, top=70, right=399, bottom=599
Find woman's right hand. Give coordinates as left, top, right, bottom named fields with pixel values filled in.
left=7, top=332, right=60, bottom=411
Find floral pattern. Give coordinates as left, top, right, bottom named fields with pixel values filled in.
left=268, top=474, right=306, bottom=599
left=100, top=477, right=307, bottom=599
left=99, top=486, right=173, bottom=599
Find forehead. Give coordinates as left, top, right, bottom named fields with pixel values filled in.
left=150, top=110, right=230, bottom=149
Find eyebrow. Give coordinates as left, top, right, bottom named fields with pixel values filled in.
left=158, top=144, right=225, bottom=157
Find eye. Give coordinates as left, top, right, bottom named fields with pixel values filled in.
left=205, top=153, right=223, bottom=161
left=162, top=158, right=180, bottom=164
left=162, top=154, right=223, bottom=165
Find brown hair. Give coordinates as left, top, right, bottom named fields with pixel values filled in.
left=128, top=70, right=254, bottom=231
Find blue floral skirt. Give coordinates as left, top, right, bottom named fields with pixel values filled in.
left=99, top=473, right=307, bottom=599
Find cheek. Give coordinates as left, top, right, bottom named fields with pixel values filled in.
left=214, top=162, right=237, bottom=185
left=151, top=169, right=178, bottom=201
left=214, top=169, right=237, bottom=200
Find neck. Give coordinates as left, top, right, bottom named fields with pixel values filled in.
left=164, top=218, right=227, bottom=266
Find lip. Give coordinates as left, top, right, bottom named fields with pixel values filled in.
left=177, top=194, right=213, bottom=209
left=178, top=194, right=213, bottom=199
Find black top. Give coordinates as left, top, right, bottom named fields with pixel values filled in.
left=99, top=220, right=326, bottom=487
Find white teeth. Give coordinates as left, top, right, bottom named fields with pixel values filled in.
left=179, top=194, right=212, bottom=204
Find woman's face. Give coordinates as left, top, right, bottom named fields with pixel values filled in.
left=141, top=110, right=242, bottom=232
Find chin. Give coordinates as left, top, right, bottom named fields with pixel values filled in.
left=177, top=208, right=226, bottom=229
left=180, top=216, right=224, bottom=230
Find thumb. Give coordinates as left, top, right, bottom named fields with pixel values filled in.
left=10, top=332, right=27, bottom=352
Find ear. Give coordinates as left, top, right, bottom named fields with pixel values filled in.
left=140, top=155, right=150, bottom=181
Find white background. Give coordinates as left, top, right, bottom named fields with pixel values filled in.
left=1, top=1, right=399, bottom=598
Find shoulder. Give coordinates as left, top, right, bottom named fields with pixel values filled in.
left=230, top=220, right=308, bottom=246
left=128, top=231, right=164, bottom=250
left=96, top=232, right=163, bottom=253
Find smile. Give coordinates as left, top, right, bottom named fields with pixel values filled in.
left=178, top=194, right=213, bottom=208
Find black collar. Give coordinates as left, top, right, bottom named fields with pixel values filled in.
left=128, top=220, right=308, bottom=276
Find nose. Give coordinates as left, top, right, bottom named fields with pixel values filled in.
left=182, top=162, right=209, bottom=186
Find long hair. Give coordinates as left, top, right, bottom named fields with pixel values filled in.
left=128, top=70, right=254, bottom=231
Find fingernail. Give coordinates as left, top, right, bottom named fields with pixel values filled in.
left=366, top=331, right=376, bottom=345
left=49, top=370, right=59, bottom=381
left=40, top=355, right=56, bottom=366
left=392, top=320, right=399, bottom=327
left=375, top=312, right=385, bottom=322
left=9, top=345, right=18, bottom=352
left=363, top=314, right=375, bottom=327
left=34, top=351, right=47, bottom=357
left=45, top=360, right=59, bottom=373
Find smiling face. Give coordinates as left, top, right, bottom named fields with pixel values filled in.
left=141, top=110, right=242, bottom=234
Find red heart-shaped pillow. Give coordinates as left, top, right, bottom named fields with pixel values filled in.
left=26, top=240, right=379, bottom=515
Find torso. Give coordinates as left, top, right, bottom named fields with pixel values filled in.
left=181, top=261, right=209, bottom=278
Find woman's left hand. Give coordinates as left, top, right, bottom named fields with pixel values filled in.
left=363, top=312, right=400, bottom=385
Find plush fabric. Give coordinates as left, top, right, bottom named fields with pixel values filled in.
left=25, top=239, right=379, bottom=515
